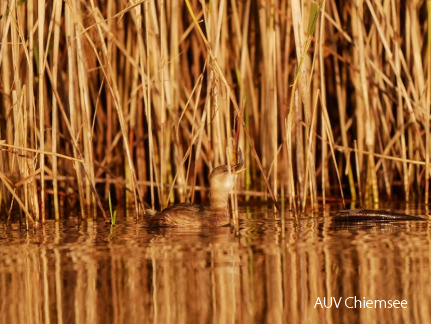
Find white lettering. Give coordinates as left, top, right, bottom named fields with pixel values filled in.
left=374, top=300, right=387, bottom=308
left=323, top=297, right=332, bottom=308
left=345, top=297, right=354, bottom=308
left=314, top=297, right=323, bottom=308
left=317, top=296, right=407, bottom=308
left=333, top=297, right=343, bottom=308
left=314, top=297, right=344, bottom=308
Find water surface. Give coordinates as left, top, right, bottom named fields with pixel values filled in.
left=0, top=205, right=430, bottom=323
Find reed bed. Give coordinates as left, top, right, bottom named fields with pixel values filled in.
left=0, top=0, right=430, bottom=223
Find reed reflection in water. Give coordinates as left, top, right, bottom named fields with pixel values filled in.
left=0, top=208, right=430, bottom=324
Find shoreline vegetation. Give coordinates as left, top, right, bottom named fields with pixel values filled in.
left=0, top=0, right=430, bottom=224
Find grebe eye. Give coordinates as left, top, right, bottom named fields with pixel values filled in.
left=224, top=169, right=228, bottom=173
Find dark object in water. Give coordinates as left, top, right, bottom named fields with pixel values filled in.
left=334, top=209, right=427, bottom=221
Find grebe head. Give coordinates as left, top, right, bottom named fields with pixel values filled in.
left=209, top=150, right=245, bottom=209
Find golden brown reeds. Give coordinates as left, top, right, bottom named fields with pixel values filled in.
left=0, top=0, right=430, bottom=224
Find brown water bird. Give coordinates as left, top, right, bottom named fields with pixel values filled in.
left=146, top=152, right=245, bottom=228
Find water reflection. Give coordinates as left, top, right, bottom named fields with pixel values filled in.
left=0, top=207, right=430, bottom=323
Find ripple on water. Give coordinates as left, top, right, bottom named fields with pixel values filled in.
left=0, top=203, right=430, bottom=324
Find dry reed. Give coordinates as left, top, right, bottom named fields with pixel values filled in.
left=0, top=0, right=430, bottom=223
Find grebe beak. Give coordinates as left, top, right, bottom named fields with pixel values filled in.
left=231, top=147, right=245, bottom=174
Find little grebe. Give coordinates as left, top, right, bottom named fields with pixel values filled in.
left=146, top=154, right=245, bottom=228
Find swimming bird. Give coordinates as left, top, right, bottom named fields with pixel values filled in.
left=146, top=151, right=245, bottom=228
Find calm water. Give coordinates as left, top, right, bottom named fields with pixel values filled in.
left=0, top=204, right=430, bottom=324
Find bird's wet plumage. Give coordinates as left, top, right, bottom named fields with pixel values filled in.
left=146, top=203, right=230, bottom=228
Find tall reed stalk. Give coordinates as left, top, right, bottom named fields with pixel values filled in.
left=0, top=0, right=430, bottom=224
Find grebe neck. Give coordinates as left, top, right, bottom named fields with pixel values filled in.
left=209, top=189, right=230, bottom=210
